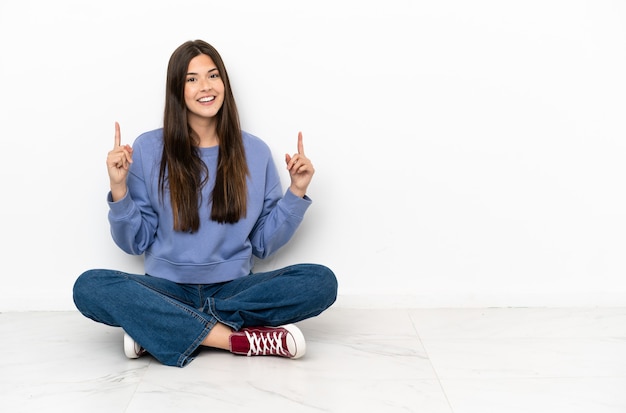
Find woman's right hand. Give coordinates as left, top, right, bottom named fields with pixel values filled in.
left=106, top=122, right=133, bottom=201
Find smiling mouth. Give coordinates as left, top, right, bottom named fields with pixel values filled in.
left=198, top=96, right=215, bottom=103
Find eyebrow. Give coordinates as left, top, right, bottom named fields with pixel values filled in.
left=186, top=68, right=218, bottom=76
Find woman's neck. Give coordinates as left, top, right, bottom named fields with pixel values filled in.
left=189, top=118, right=218, bottom=147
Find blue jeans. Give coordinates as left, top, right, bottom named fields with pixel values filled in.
left=73, top=264, right=337, bottom=367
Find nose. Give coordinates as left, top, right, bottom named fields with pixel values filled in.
left=200, top=77, right=212, bottom=91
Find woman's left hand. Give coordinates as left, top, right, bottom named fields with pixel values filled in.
left=285, top=132, right=315, bottom=198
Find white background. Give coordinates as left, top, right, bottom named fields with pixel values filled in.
left=1, top=0, right=624, bottom=310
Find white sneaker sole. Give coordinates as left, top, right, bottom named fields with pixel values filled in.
left=282, top=324, right=306, bottom=359
left=123, top=332, right=144, bottom=359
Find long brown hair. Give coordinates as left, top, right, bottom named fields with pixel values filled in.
left=160, top=40, right=248, bottom=231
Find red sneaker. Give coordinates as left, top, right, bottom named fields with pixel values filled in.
left=229, top=324, right=306, bottom=359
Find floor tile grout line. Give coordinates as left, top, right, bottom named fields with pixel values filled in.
left=407, top=310, right=456, bottom=413
left=123, top=354, right=152, bottom=412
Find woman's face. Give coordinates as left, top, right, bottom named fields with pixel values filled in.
left=184, top=54, right=225, bottom=124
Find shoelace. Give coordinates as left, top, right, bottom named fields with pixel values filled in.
left=244, top=330, right=289, bottom=356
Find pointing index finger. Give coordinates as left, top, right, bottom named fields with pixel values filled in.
left=297, top=131, right=305, bottom=155
left=114, top=122, right=121, bottom=148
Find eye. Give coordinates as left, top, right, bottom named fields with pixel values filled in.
left=186, top=77, right=197, bottom=83
left=210, top=73, right=220, bottom=79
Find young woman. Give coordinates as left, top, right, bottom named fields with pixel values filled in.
left=73, top=40, right=338, bottom=368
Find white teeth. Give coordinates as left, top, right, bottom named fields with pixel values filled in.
left=198, top=96, right=215, bottom=102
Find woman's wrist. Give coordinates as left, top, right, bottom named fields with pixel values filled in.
left=110, top=183, right=128, bottom=202
left=289, top=185, right=306, bottom=198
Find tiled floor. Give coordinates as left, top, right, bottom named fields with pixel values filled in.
left=1, top=306, right=625, bottom=412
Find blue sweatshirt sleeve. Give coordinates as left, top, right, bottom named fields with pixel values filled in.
left=107, top=142, right=158, bottom=255
left=248, top=155, right=312, bottom=259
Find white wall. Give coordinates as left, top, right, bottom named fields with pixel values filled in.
left=1, top=0, right=625, bottom=310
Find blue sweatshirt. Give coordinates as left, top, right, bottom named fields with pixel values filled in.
left=107, top=129, right=311, bottom=284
